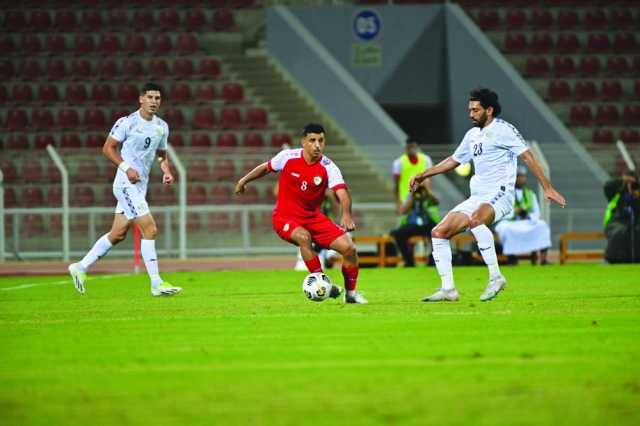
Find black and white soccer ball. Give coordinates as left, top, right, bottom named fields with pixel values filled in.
left=302, top=272, right=332, bottom=302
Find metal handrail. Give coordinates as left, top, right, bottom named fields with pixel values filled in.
left=530, top=141, right=551, bottom=225
left=167, top=145, right=187, bottom=259
left=616, top=139, right=636, bottom=172
left=46, top=144, right=70, bottom=261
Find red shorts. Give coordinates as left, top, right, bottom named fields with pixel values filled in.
left=272, top=212, right=345, bottom=249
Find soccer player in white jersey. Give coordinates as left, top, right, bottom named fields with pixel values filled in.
left=410, top=88, right=566, bottom=302
left=68, top=83, right=182, bottom=297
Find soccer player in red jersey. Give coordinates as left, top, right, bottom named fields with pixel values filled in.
left=235, top=123, right=367, bottom=304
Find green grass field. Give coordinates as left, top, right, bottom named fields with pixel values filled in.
left=1, top=264, right=639, bottom=426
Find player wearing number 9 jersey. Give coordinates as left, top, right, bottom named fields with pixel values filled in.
left=235, top=123, right=367, bottom=304
left=68, top=83, right=182, bottom=297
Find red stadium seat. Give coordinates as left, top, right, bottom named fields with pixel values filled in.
left=107, top=9, right=129, bottom=28
left=81, top=10, right=102, bottom=30
left=32, top=110, right=54, bottom=129
left=5, top=10, right=27, bottom=31
left=30, top=10, right=52, bottom=31
left=207, top=212, right=237, bottom=230
left=530, top=33, right=553, bottom=54
left=72, top=186, right=95, bottom=207
left=169, top=133, right=184, bottom=146
left=239, top=186, right=259, bottom=204
left=151, top=34, right=173, bottom=54
left=246, top=107, right=268, bottom=129
left=0, top=85, right=6, bottom=104
left=110, top=108, right=129, bottom=125
left=71, top=59, right=92, bottom=80
left=176, top=34, right=198, bottom=55
left=21, top=214, right=45, bottom=236
left=121, top=59, right=144, bottom=80
left=159, top=9, right=181, bottom=29
left=212, top=159, right=236, bottom=180
left=525, top=56, right=550, bottom=77
left=569, top=104, right=593, bottom=126
left=220, top=107, right=242, bottom=129
left=546, top=80, right=571, bottom=102
left=635, top=81, right=640, bottom=100
left=46, top=58, right=66, bottom=81
left=623, top=105, right=640, bottom=125
left=197, top=58, right=221, bottom=79
left=54, top=10, right=78, bottom=30
left=611, top=10, right=634, bottom=29
left=504, top=33, right=527, bottom=53
left=172, top=58, right=195, bottom=79
left=574, top=81, right=597, bottom=101
left=46, top=34, right=67, bottom=55
left=592, top=129, right=614, bottom=144
left=213, top=9, right=235, bottom=31
left=22, top=159, right=45, bottom=182
left=193, top=107, right=218, bottom=129
left=210, top=186, right=232, bottom=205
left=60, top=133, right=82, bottom=148
left=222, top=82, right=244, bottom=102
left=190, top=133, right=213, bottom=147
left=90, top=83, right=114, bottom=103
left=151, top=185, right=177, bottom=205
left=619, top=129, right=640, bottom=144
left=4, top=188, right=17, bottom=208
left=595, top=105, right=620, bottom=126
left=6, top=109, right=29, bottom=131
left=185, top=9, right=207, bottom=29
left=613, top=32, right=637, bottom=54
left=162, top=108, right=185, bottom=129
left=552, top=56, right=576, bottom=77
left=587, top=33, right=611, bottom=53
left=606, top=56, right=631, bottom=76
left=57, top=108, right=80, bottom=129
left=475, top=10, right=500, bottom=30
left=584, top=9, right=608, bottom=29
left=579, top=56, right=601, bottom=77
left=187, top=213, right=203, bottom=231
left=38, top=84, right=60, bottom=104
left=556, top=10, right=579, bottom=29
left=556, top=33, right=580, bottom=54
left=84, top=108, right=107, bottom=130
left=195, top=84, right=217, bottom=103
left=117, top=83, right=138, bottom=105
left=21, top=59, right=41, bottom=81
left=505, top=9, right=526, bottom=30
left=7, top=134, right=29, bottom=150
left=634, top=57, right=640, bottom=75
left=170, top=83, right=192, bottom=103
left=98, top=34, right=121, bottom=55
left=22, top=34, right=43, bottom=55
left=124, top=34, right=147, bottom=55
left=0, top=36, right=17, bottom=56
left=23, top=187, right=45, bottom=207
left=77, top=160, right=101, bottom=182
left=601, top=81, right=623, bottom=101
left=11, top=84, right=33, bottom=105
left=65, top=83, right=88, bottom=104
left=188, top=159, right=211, bottom=181
left=132, top=10, right=154, bottom=30
left=84, top=134, right=103, bottom=148
left=74, top=34, right=94, bottom=55
left=243, top=132, right=264, bottom=148
left=529, top=9, right=553, bottom=29
left=271, top=132, right=292, bottom=148
left=217, top=132, right=238, bottom=147
left=148, top=58, right=170, bottom=80
left=187, top=185, right=208, bottom=205
left=0, top=60, right=14, bottom=80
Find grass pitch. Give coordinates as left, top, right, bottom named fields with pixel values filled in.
left=0, top=264, right=639, bottom=426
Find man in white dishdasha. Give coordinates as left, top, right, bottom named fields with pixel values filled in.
left=68, top=83, right=182, bottom=297
left=410, top=88, right=566, bottom=302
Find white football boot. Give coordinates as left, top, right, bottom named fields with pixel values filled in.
left=422, top=288, right=460, bottom=302
left=345, top=292, right=368, bottom=304
left=480, top=275, right=507, bottom=302
left=68, top=263, right=87, bottom=294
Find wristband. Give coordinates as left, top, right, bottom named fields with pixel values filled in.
left=118, top=162, right=131, bottom=172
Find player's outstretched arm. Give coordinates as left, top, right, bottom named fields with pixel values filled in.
left=335, top=188, right=356, bottom=232
left=103, top=136, right=139, bottom=184
left=520, top=150, right=566, bottom=208
left=409, top=156, right=460, bottom=193
left=235, top=162, right=271, bottom=195
left=157, top=150, right=174, bottom=185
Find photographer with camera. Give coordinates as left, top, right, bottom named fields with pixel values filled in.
left=603, top=169, right=640, bottom=263
left=390, top=181, right=441, bottom=267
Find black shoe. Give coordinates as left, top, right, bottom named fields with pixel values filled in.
left=329, top=285, right=342, bottom=299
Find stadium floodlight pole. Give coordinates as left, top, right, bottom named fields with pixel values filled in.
left=167, top=145, right=187, bottom=259
left=0, top=167, right=4, bottom=262
left=616, top=140, right=636, bottom=172
left=530, top=140, right=551, bottom=226
left=46, top=144, right=70, bottom=262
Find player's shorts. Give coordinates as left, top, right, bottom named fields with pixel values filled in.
left=113, top=185, right=150, bottom=220
left=450, top=188, right=514, bottom=224
left=272, top=212, right=346, bottom=249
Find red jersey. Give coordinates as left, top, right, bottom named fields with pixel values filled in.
left=267, top=148, right=347, bottom=218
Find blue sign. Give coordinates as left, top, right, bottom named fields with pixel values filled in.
left=353, top=10, right=381, bottom=41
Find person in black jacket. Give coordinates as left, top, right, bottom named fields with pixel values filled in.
left=603, top=169, right=640, bottom=263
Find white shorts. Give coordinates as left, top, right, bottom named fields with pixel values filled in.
left=113, top=185, right=150, bottom=220
left=450, top=189, right=514, bottom=224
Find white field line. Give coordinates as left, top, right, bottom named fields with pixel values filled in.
left=0, top=274, right=130, bottom=291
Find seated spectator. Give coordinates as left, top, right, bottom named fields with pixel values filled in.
left=389, top=181, right=440, bottom=267
left=603, top=169, right=640, bottom=263
left=494, top=167, right=551, bottom=265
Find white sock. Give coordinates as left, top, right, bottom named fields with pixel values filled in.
left=432, top=238, right=454, bottom=290
left=141, top=239, right=162, bottom=286
left=79, top=233, right=113, bottom=271
left=470, top=224, right=501, bottom=279
left=347, top=290, right=356, bottom=297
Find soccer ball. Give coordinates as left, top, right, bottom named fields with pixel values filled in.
left=302, top=272, right=332, bottom=302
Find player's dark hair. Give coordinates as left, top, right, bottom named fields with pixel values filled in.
left=302, top=123, right=325, bottom=136
left=140, top=82, right=163, bottom=96
left=469, top=88, right=501, bottom=117
left=405, top=137, right=419, bottom=147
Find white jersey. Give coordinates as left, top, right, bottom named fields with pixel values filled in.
left=452, top=118, right=528, bottom=195
left=109, top=110, right=169, bottom=189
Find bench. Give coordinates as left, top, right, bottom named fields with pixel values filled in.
left=559, top=232, right=605, bottom=264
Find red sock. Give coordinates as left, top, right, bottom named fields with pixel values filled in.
left=342, top=265, right=358, bottom=291
left=304, top=256, right=323, bottom=273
